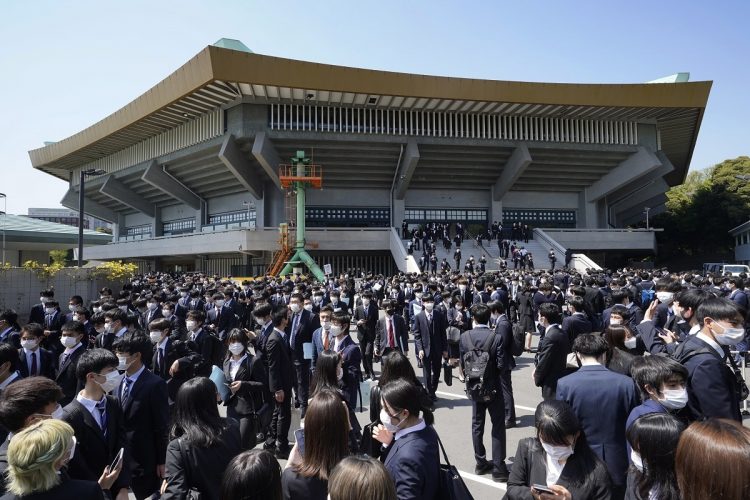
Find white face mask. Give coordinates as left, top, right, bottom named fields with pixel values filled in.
left=459, top=285, right=467, bottom=292
left=147, top=303, right=158, bottom=310
left=186, top=320, right=198, bottom=332
left=162, top=309, right=172, bottom=318
left=362, top=299, right=370, bottom=307
left=45, top=307, right=56, bottom=314
left=321, top=320, right=331, bottom=332
left=117, top=355, right=133, bottom=372
left=630, top=449, right=644, bottom=472
left=118, top=305, right=128, bottom=312
left=96, top=371, right=124, bottom=394
left=610, top=318, right=622, bottom=326
left=60, top=336, right=79, bottom=349
left=304, top=304, right=313, bottom=312
left=329, top=325, right=344, bottom=337
left=624, top=337, right=638, bottom=349
left=424, top=303, right=434, bottom=312
left=149, top=331, right=164, bottom=344
left=313, top=296, right=323, bottom=304
left=658, top=388, right=688, bottom=410
left=540, top=440, right=574, bottom=461
left=72, top=314, right=80, bottom=322
left=93, top=307, right=102, bottom=313
left=215, top=300, right=225, bottom=308
left=711, top=322, right=746, bottom=346
left=21, top=339, right=38, bottom=350
left=290, top=303, right=301, bottom=313
left=656, top=292, right=674, bottom=305
left=336, top=366, right=344, bottom=381
left=379, top=408, right=405, bottom=433
left=228, top=343, right=245, bottom=355
left=68, top=304, right=76, bottom=312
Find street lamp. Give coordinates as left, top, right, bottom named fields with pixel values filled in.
left=78, top=169, right=106, bottom=267
left=0, top=193, right=6, bottom=265
left=644, top=206, right=651, bottom=230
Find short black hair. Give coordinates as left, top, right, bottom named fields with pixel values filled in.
left=271, top=306, right=289, bottom=327
left=20, top=323, right=44, bottom=338
left=696, top=297, right=744, bottom=327
left=0, top=377, right=63, bottom=433
left=104, top=309, right=128, bottom=325
left=487, top=300, right=505, bottom=315
left=61, top=321, right=85, bottom=335
left=631, top=355, right=688, bottom=399
left=471, top=303, right=492, bottom=325
left=76, top=348, right=119, bottom=383
left=332, top=310, right=351, bottom=328
left=149, top=318, right=171, bottom=332
left=539, top=303, right=562, bottom=324
left=252, top=302, right=273, bottom=319
left=573, top=333, right=609, bottom=358
left=113, top=331, right=152, bottom=360
left=0, top=344, right=19, bottom=372
left=0, top=310, right=18, bottom=325
left=568, top=295, right=585, bottom=313
left=186, top=309, right=206, bottom=323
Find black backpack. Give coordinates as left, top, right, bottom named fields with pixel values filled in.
left=511, top=323, right=525, bottom=357
left=461, top=331, right=498, bottom=402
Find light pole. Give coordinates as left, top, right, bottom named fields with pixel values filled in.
left=644, top=206, right=651, bottom=230
left=0, top=193, right=6, bottom=265
left=78, top=169, right=106, bottom=267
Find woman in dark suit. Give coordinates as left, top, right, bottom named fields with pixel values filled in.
left=517, top=285, right=537, bottom=351
left=2, top=419, right=120, bottom=500
left=372, top=379, right=440, bottom=500
left=223, top=329, right=270, bottom=449
left=603, top=324, right=638, bottom=377
left=447, top=298, right=470, bottom=382
left=161, top=377, right=242, bottom=500
left=281, top=389, right=350, bottom=500
left=504, top=400, right=612, bottom=500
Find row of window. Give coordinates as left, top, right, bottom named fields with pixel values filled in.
left=404, top=208, right=488, bottom=222
left=163, top=219, right=196, bottom=233
left=502, top=210, right=576, bottom=228
left=306, top=207, right=389, bottom=220
left=736, top=232, right=750, bottom=246
left=208, top=210, right=256, bottom=225
left=125, top=225, right=152, bottom=236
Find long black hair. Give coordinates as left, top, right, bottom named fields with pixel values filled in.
left=311, top=350, right=341, bottom=397
left=171, top=377, right=227, bottom=447
left=627, top=413, right=684, bottom=500
left=380, top=379, right=434, bottom=426
left=533, top=400, right=606, bottom=489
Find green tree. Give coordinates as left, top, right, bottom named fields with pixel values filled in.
left=49, top=249, right=69, bottom=266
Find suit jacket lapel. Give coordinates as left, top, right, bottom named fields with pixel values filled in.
left=123, top=372, right=146, bottom=412
left=75, top=400, right=107, bottom=444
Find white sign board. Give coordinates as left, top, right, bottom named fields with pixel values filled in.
left=323, top=263, right=332, bottom=275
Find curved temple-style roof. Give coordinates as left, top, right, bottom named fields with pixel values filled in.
left=29, top=44, right=711, bottom=184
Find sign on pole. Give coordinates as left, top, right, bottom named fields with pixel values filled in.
left=323, top=263, right=332, bottom=275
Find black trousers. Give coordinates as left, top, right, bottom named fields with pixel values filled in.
left=361, top=336, right=375, bottom=377
left=421, top=353, right=442, bottom=396
left=131, top=470, right=160, bottom=500
left=266, top=392, right=292, bottom=451
left=471, top=394, right=507, bottom=469
left=293, top=360, right=311, bottom=409
left=500, top=370, right=516, bottom=422
left=228, top=405, right=258, bottom=450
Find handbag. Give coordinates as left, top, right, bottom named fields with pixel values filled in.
left=727, top=354, right=750, bottom=401
left=436, top=433, right=474, bottom=500
left=359, top=421, right=380, bottom=457
left=443, top=361, right=453, bottom=386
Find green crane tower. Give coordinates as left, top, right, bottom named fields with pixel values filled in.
left=278, top=151, right=326, bottom=281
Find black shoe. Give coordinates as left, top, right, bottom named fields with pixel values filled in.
left=430, top=394, right=438, bottom=402
left=300, top=407, right=307, bottom=419
left=294, top=400, right=301, bottom=409
left=262, top=441, right=276, bottom=452
left=275, top=447, right=290, bottom=460
left=474, top=462, right=493, bottom=475
left=492, top=464, right=510, bottom=483
left=505, top=419, right=516, bottom=429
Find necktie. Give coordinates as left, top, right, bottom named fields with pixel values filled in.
left=96, top=399, right=108, bottom=437
left=158, top=348, right=164, bottom=373
left=387, top=319, right=395, bottom=348
left=290, top=314, right=300, bottom=348
left=121, top=378, right=133, bottom=405
left=323, top=331, right=330, bottom=351
left=61, top=352, right=70, bottom=367
left=30, top=352, right=37, bottom=376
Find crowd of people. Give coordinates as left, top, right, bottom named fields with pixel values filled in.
left=0, top=264, right=748, bottom=499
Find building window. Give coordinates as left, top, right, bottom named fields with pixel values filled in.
left=502, top=209, right=576, bottom=228
left=305, top=206, right=390, bottom=227
left=208, top=210, right=256, bottom=225
left=125, top=225, right=152, bottom=236
left=163, top=218, right=196, bottom=234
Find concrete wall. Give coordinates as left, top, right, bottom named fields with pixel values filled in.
left=0, top=268, right=125, bottom=323
left=208, top=192, right=256, bottom=215
left=161, top=202, right=194, bottom=222
left=124, top=212, right=152, bottom=228
left=503, top=191, right=579, bottom=209
left=542, top=229, right=656, bottom=251
left=306, top=188, right=390, bottom=206
left=735, top=243, right=750, bottom=264
left=4, top=250, right=51, bottom=267
left=405, top=189, right=488, bottom=207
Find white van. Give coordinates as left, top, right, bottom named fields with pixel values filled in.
left=703, top=263, right=750, bottom=276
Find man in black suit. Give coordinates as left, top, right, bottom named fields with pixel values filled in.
left=353, top=290, right=379, bottom=380
left=533, top=303, right=569, bottom=400
left=146, top=318, right=180, bottom=381
left=264, top=306, right=293, bottom=459
left=177, top=310, right=221, bottom=369
left=63, top=348, right=130, bottom=500
left=206, top=292, right=238, bottom=341
left=64, top=295, right=85, bottom=323
left=142, top=296, right=163, bottom=329
left=413, top=295, right=448, bottom=401
left=41, top=300, right=66, bottom=356
left=18, top=323, right=56, bottom=379
left=557, top=334, right=638, bottom=498
left=113, top=332, right=169, bottom=500
left=56, top=321, right=87, bottom=406
left=489, top=301, right=516, bottom=428
left=561, top=296, right=593, bottom=346
left=28, top=289, right=55, bottom=325
left=374, top=300, right=409, bottom=356
left=97, top=309, right=129, bottom=352
left=160, top=302, right=186, bottom=341
left=0, top=310, right=21, bottom=350
left=330, top=310, right=363, bottom=410
left=459, top=304, right=510, bottom=482
left=582, top=277, right=605, bottom=330
left=286, top=293, right=319, bottom=417
left=0, top=345, right=22, bottom=406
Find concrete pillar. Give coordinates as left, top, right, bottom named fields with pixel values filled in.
left=112, top=214, right=125, bottom=242
left=490, top=188, right=503, bottom=225
left=152, top=207, right=163, bottom=238
left=262, top=181, right=285, bottom=228
left=195, top=202, right=207, bottom=232
left=393, top=199, right=405, bottom=230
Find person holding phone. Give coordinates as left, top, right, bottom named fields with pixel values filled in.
left=62, top=348, right=131, bottom=500
left=503, top=400, right=612, bottom=500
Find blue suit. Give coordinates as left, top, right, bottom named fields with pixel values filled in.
left=556, top=364, right=639, bottom=487
left=381, top=425, right=440, bottom=500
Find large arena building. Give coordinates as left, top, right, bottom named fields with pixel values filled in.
left=29, top=39, right=711, bottom=275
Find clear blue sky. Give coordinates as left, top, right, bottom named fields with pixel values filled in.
left=1, top=0, right=748, bottom=214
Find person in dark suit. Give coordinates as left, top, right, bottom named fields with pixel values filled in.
left=372, top=379, right=439, bottom=500
left=0, top=312, right=20, bottom=351
left=533, top=303, right=569, bottom=400
left=673, top=297, right=744, bottom=422
left=28, top=290, right=55, bottom=325
left=561, top=296, right=593, bottom=346
left=353, top=291, right=379, bottom=380
left=556, top=334, right=639, bottom=499
left=374, top=300, right=409, bottom=356
left=56, top=322, right=88, bottom=406
left=113, top=332, right=169, bottom=500
left=40, top=301, right=66, bottom=357
left=161, top=377, right=242, bottom=500
left=413, top=295, right=448, bottom=401
left=489, top=301, right=517, bottom=428
left=141, top=297, right=163, bottom=330
left=602, top=289, right=644, bottom=330
left=0, top=345, right=22, bottom=409
left=146, top=319, right=180, bottom=381
left=504, top=400, right=612, bottom=500
left=206, top=293, right=238, bottom=341
left=264, top=306, right=294, bottom=459
left=224, top=329, right=270, bottom=450
left=0, top=418, right=119, bottom=500
left=310, top=306, right=334, bottom=371
left=330, top=311, right=362, bottom=410
left=63, top=348, right=130, bottom=500
left=286, top=293, right=320, bottom=417
left=160, top=303, right=186, bottom=341
left=97, top=310, right=129, bottom=352
left=17, top=323, right=56, bottom=379
left=459, top=304, right=510, bottom=482
left=178, top=310, right=221, bottom=370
